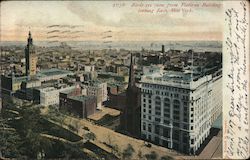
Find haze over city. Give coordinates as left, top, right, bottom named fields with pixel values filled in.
left=1, top=1, right=222, bottom=41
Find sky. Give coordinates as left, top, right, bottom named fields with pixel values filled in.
left=0, top=1, right=223, bottom=42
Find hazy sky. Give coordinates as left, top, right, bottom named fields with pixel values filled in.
left=0, top=1, right=223, bottom=41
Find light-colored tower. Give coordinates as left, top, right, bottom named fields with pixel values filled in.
left=25, top=31, right=37, bottom=77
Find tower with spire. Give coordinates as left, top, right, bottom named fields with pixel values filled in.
left=25, top=31, right=37, bottom=78
left=120, top=53, right=141, bottom=137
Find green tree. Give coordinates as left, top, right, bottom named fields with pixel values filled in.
left=122, top=144, right=135, bottom=160
left=160, top=155, right=174, bottom=160
left=85, top=132, right=96, bottom=141
left=145, top=151, right=158, bottom=160
left=0, top=117, right=22, bottom=159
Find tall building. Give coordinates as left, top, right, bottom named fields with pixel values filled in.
left=25, top=31, right=37, bottom=77
left=120, top=53, right=141, bottom=137
left=140, top=70, right=222, bottom=154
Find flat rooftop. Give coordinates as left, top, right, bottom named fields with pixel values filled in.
left=69, top=95, right=95, bottom=102
left=37, top=68, right=73, bottom=77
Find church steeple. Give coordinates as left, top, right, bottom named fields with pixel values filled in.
left=128, top=52, right=135, bottom=88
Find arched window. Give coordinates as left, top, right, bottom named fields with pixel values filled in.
left=164, top=98, right=170, bottom=118
left=173, top=99, right=180, bottom=120
left=173, top=99, right=180, bottom=109
left=155, top=96, right=161, bottom=116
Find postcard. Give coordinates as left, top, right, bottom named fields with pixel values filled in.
left=0, top=0, right=249, bottom=159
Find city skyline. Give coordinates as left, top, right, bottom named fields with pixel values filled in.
left=1, top=1, right=222, bottom=41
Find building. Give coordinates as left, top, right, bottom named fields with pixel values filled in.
left=36, top=68, right=74, bottom=82
left=84, top=81, right=107, bottom=108
left=25, top=31, right=37, bottom=77
left=81, top=81, right=107, bottom=110
left=1, top=74, right=28, bottom=96
left=120, top=53, right=141, bottom=137
left=38, top=85, right=78, bottom=106
left=59, top=87, right=96, bottom=118
left=140, top=70, right=222, bottom=154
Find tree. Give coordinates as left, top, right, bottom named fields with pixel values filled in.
left=145, top=151, right=158, bottom=160
left=0, top=117, right=22, bottom=159
left=137, top=149, right=143, bottom=159
left=122, top=144, right=135, bottom=160
left=160, top=155, right=174, bottom=160
left=85, top=132, right=96, bottom=141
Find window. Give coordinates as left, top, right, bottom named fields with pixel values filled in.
left=163, top=128, right=170, bottom=138
left=164, top=119, right=170, bottom=124
left=191, top=139, right=194, bottom=144
left=155, top=137, right=160, bottom=144
left=156, top=111, right=161, bottom=116
left=184, top=118, right=188, bottom=122
left=164, top=108, right=170, bottom=113
left=148, top=116, right=151, bottom=120
left=164, top=113, right=170, bottom=118
left=143, top=123, right=146, bottom=130
left=191, top=126, right=193, bottom=130
left=148, top=124, right=152, bottom=132
left=173, top=115, right=179, bottom=120
left=155, top=125, right=160, bottom=134
left=155, top=118, right=161, bottom=122
left=173, top=122, right=180, bottom=127
left=174, top=110, right=179, bottom=115
left=173, top=130, right=179, bottom=140
left=156, top=101, right=161, bottom=105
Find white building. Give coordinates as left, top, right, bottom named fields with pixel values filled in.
left=81, top=81, right=107, bottom=110
left=140, top=70, right=222, bottom=154
left=39, top=85, right=77, bottom=106
left=84, top=65, right=95, bottom=72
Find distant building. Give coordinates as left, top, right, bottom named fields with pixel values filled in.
left=120, top=53, right=141, bottom=137
left=83, top=65, right=95, bottom=72
left=140, top=70, right=222, bottom=154
left=98, top=72, right=129, bottom=83
left=25, top=31, right=38, bottom=77
left=59, top=87, right=96, bottom=118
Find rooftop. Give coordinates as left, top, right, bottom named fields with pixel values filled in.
left=36, top=68, right=73, bottom=78
left=69, top=95, right=95, bottom=102
left=141, top=70, right=214, bottom=89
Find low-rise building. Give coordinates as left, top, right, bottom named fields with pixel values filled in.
left=59, top=87, right=96, bottom=118
left=81, top=81, right=107, bottom=110
left=38, top=85, right=78, bottom=106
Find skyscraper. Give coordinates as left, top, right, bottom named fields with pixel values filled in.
left=25, top=31, right=37, bottom=77
left=120, top=53, right=141, bottom=137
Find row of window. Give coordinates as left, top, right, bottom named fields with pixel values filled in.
left=142, top=84, right=190, bottom=94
